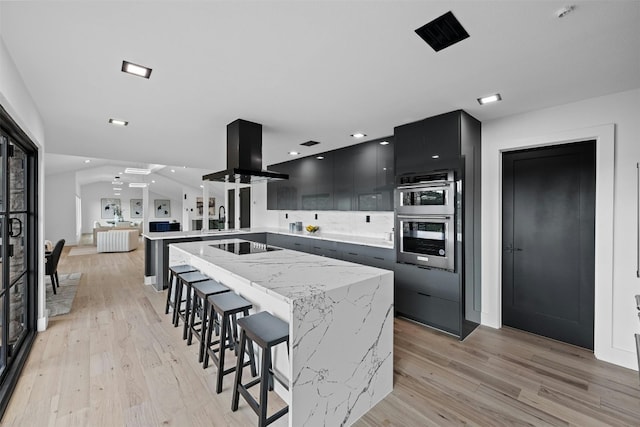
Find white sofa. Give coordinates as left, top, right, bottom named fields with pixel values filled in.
left=96, top=229, right=139, bottom=253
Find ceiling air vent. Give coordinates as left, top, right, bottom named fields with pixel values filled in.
left=415, top=11, right=469, bottom=52
left=300, top=140, right=320, bottom=147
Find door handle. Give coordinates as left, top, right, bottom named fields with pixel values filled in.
left=9, top=217, right=22, bottom=237
left=504, top=244, right=523, bottom=253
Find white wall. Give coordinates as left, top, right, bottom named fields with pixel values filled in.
left=44, top=171, right=78, bottom=244
left=182, top=183, right=225, bottom=230
left=147, top=190, right=182, bottom=223
left=0, top=36, right=48, bottom=330
left=80, top=182, right=145, bottom=232
left=482, top=88, right=640, bottom=370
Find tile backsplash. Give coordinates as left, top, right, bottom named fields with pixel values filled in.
left=270, top=210, right=394, bottom=239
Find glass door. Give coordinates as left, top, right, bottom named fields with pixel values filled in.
left=0, top=106, right=38, bottom=417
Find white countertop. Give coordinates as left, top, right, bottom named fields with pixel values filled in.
left=170, top=239, right=392, bottom=304
left=144, top=227, right=394, bottom=249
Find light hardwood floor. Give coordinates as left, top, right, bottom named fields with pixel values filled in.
left=3, top=242, right=640, bottom=426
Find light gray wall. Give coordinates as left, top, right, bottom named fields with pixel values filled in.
left=44, top=171, right=78, bottom=244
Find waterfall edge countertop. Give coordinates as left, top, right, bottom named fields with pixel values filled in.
left=170, top=239, right=392, bottom=304
left=169, top=239, right=394, bottom=427
left=143, top=227, right=394, bottom=249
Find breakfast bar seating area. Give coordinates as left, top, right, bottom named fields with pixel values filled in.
left=165, top=238, right=394, bottom=426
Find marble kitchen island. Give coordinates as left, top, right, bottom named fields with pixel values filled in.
left=170, top=239, right=393, bottom=426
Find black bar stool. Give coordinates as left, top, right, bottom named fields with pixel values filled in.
left=187, top=279, right=230, bottom=363
left=204, top=292, right=257, bottom=393
left=231, top=311, right=289, bottom=427
left=165, top=264, right=197, bottom=325
left=175, top=271, right=210, bottom=339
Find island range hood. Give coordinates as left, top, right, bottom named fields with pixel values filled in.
left=203, top=119, right=289, bottom=183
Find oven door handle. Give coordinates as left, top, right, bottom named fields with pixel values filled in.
left=397, top=181, right=454, bottom=190
left=397, top=214, right=452, bottom=220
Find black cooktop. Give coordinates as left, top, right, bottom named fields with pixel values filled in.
left=209, top=241, right=282, bottom=255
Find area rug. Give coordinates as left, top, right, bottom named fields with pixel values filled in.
left=46, top=272, right=81, bottom=317
left=67, top=246, right=97, bottom=256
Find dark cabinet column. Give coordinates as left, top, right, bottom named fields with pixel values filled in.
left=333, top=147, right=354, bottom=211
left=376, top=138, right=394, bottom=211
left=315, top=152, right=334, bottom=210
left=395, top=111, right=461, bottom=176
left=353, top=143, right=378, bottom=211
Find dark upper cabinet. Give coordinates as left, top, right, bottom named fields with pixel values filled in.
left=298, top=154, right=334, bottom=210
left=271, top=161, right=298, bottom=210
left=333, top=146, right=354, bottom=211
left=315, top=152, right=334, bottom=210
left=376, top=138, right=394, bottom=211
left=266, top=135, right=394, bottom=211
left=394, top=110, right=462, bottom=177
left=352, top=142, right=378, bottom=210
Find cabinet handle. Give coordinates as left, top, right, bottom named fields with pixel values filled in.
left=418, top=292, right=431, bottom=298
left=348, top=252, right=358, bottom=256
left=373, top=256, right=384, bottom=261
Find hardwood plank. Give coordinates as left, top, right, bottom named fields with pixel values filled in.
left=3, top=242, right=639, bottom=426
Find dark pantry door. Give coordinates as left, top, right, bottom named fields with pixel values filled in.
left=502, top=141, right=595, bottom=349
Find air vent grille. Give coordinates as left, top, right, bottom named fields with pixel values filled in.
left=300, top=140, right=320, bottom=147
left=415, top=11, right=469, bottom=52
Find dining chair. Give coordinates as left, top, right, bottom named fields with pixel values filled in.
left=45, top=239, right=65, bottom=295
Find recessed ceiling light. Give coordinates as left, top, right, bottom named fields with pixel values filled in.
left=113, top=187, right=122, bottom=191
left=477, top=93, right=502, bottom=105
left=383, top=167, right=387, bottom=171
left=432, top=155, right=440, bottom=159
left=121, top=60, right=152, bottom=79
left=114, top=193, right=121, bottom=196
left=124, top=167, right=151, bottom=175
left=288, top=151, right=299, bottom=156
left=199, top=184, right=204, bottom=188
left=109, top=118, right=128, bottom=126
left=128, top=183, right=147, bottom=188
left=111, top=181, right=122, bottom=185
left=351, top=133, right=366, bottom=139
left=151, top=180, right=156, bottom=183
left=84, top=159, right=91, bottom=163
left=316, top=156, right=324, bottom=160
left=170, top=169, right=176, bottom=173
left=379, top=141, right=389, bottom=145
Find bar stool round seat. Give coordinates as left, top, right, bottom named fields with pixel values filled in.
left=187, top=279, right=230, bottom=363
left=204, top=292, right=257, bottom=393
left=175, top=271, right=210, bottom=340
left=165, top=264, right=198, bottom=325
left=232, top=311, right=290, bottom=427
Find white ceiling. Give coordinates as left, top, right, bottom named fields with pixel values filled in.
left=2, top=1, right=639, bottom=179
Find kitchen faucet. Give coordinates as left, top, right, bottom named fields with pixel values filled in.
left=218, top=206, right=226, bottom=230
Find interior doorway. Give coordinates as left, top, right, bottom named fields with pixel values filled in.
left=239, top=187, right=251, bottom=229
left=502, top=140, right=596, bottom=349
left=227, top=189, right=235, bottom=229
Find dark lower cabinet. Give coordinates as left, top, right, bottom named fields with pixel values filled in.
left=395, top=288, right=460, bottom=335
left=394, top=263, right=460, bottom=302
left=265, top=233, right=465, bottom=336
left=393, top=262, right=463, bottom=336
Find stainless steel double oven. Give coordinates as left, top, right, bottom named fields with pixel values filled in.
left=396, top=171, right=457, bottom=271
